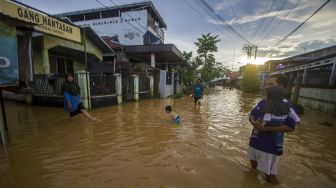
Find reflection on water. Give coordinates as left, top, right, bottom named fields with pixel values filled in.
left=0, top=87, right=335, bottom=188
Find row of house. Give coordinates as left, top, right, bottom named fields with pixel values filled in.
left=264, top=45, right=336, bottom=114
left=0, top=0, right=187, bottom=110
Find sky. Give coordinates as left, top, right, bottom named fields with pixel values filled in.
left=19, top=0, right=336, bottom=71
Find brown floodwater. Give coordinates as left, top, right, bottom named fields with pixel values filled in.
left=0, top=87, right=336, bottom=188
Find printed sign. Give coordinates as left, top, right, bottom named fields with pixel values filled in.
left=76, top=10, right=147, bottom=45
left=0, top=0, right=81, bottom=43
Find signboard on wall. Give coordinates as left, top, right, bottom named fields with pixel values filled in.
left=0, top=0, right=81, bottom=43
left=0, top=21, right=18, bottom=86
left=76, top=10, right=147, bottom=45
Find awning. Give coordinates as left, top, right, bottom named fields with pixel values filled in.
left=124, top=44, right=187, bottom=66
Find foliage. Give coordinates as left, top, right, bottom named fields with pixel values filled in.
left=175, top=51, right=196, bottom=94
left=176, top=33, right=222, bottom=92
left=194, top=33, right=221, bottom=82
left=242, top=64, right=259, bottom=93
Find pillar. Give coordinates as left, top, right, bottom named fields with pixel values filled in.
left=329, top=59, right=336, bottom=86
left=42, top=47, right=50, bottom=74
left=114, top=73, right=122, bottom=104
left=171, top=72, right=175, bottom=95
left=151, top=53, right=155, bottom=67
left=0, top=115, right=5, bottom=145
left=149, top=75, right=154, bottom=97
left=291, top=72, right=301, bottom=104
left=133, top=75, right=139, bottom=101
left=77, top=71, right=91, bottom=110
left=0, top=89, right=6, bottom=144
left=302, top=66, right=308, bottom=85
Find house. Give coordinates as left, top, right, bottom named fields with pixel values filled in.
left=0, top=0, right=117, bottom=109
left=266, top=45, right=336, bottom=113
left=55, top=1, right=187, bottom=99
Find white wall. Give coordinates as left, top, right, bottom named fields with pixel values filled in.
left=159, top=70, right=174, bottom=98
left=75, top=10, right=147, bottom=45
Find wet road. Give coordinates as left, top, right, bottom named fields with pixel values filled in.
left=0, top=87, right=336, bottom=188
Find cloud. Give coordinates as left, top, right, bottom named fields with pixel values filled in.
left=295, top=39, right=336, bottom=51
left=209, top=4, right=307, bottom=26
left=258, top=38, right=336, bottom=58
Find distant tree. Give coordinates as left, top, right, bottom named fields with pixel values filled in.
left=194, top=33, right=221, bottom=82
left=242, top=64, right=259, bottom=93
left=176, top=51, right=197, bottom=94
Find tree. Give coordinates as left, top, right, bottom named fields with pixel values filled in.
left=176, top=51, right=197, bottom=94
left=194, top=33, right=221, bottom=82
left=242, top=64, right=259, bottom=93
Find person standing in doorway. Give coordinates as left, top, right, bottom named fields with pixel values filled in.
left=61, top=73, right=97, bottom=121
left=193, top=79, right=204, bottom=106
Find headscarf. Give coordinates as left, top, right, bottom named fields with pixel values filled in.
left=61, top=73, right=81, bottom=96
left=264, top=86, right=290, bottom=116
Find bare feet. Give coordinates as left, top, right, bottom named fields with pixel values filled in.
left=266, top=174, right=279, bottom=184
left=90, top=117, right=98, bottom=122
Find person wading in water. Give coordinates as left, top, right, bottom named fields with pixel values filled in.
left=61, top=73, right=97, bottom=121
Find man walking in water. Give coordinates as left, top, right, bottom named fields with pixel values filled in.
left=247, top=75, right=300, bottom=184
left=193, top=79, right=204, bottom=106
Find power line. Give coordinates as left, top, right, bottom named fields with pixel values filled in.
left=95, top=0, right=107, bottom=8
left=107, top=0, right=147, bottom=31
left=183, top=0, right=205, bottom=17
left=259, top=0, right=302, bottom=45
left=92, top=0, right=144, bottom=33
left=187, top=0, right=249, bottom=45
left=257, top=0, right=288, bottom=43
left=227, top=0, right=245, bottom=38
left=261, top=0, right=332, bottom=56
left=197, top=0, right=253, bottom=45
left=251, top=0, right=276, bottom=42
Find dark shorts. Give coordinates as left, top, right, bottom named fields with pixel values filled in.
left=194, top=97, right=201, bottom=103
left=69, top=103, right=84, bottom=117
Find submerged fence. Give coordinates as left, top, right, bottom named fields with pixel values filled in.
left=90, top=73, right=116, bottom=96
left=33, top=74, right=116, bottom=96
left=33, top=74, right=78, bottom=96
left=298, top=87, right=336, bottom=113
left=33, top=74, right=152, bottom=104
left=139, top=76, right=150, bottom=93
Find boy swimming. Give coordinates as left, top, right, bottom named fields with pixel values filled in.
left=165, top=105, right=180, bottom=124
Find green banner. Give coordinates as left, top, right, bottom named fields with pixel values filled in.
left=0, top=21, right=18, bottom=86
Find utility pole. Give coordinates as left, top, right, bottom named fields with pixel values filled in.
left=232, top=48, right=235, bottom=71
left=254, top=45, right=257, bottom=63
left=243, top=45, right=257, bottom=64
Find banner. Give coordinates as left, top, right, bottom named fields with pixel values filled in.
left=0, top=0, right=81, bottom=43
left=0, top=21, right=18, bottom=86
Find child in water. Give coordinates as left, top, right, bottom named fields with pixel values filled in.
left=260, top=86, right=291, bottom=155
left=165, top=105, right=180, bottom=124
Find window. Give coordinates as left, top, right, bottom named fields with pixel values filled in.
left=57, top=58, right=66, bottom=74
left=69, top=14, right=84, bottom=22
left=51, top=57, right=74, bottom=74
left=166, top=72, right=172, bottom=85
left=101, top=10, right=119, bottom=18
left=66, top=59, right=74, bottom=74
left=85, top=12, right=100, bottom=20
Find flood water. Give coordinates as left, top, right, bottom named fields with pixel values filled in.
left=0, top=87, right=336, bottom=188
